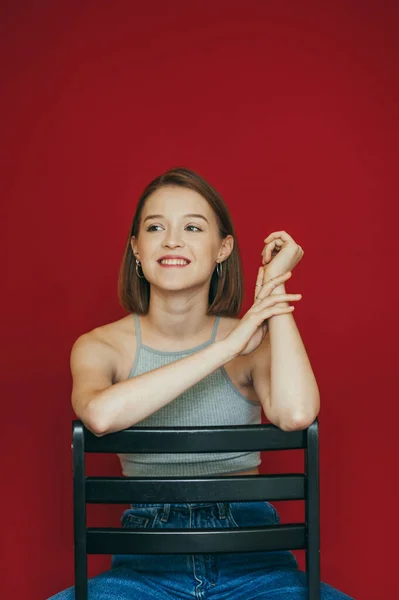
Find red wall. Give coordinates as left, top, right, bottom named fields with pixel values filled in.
left=2, top=2, right=398, bottom=598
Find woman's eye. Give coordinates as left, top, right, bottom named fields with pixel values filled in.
left=146, top=225, right=202, bottom=232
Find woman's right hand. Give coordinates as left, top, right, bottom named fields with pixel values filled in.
left=221, top=270, right=302, bottom=357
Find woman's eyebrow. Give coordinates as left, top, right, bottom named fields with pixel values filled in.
left=143, top=213, right=209, bottom=224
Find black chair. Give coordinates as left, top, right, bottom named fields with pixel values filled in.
left=73, top=419, right=320, bottom=600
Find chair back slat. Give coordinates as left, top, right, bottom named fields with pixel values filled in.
left=86, top=473, right=305, bottom=503
left=82, top=424, right=307, bottom=453
left=86, top=524, right=306, bottom=554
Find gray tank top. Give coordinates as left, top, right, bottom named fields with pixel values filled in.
left=117, top=313, right=261, bottom=477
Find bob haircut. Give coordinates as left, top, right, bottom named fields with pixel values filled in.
left=118, top=167, right=244, bottom=316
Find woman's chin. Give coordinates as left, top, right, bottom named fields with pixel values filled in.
left=149, top=280, right=206, bottom=294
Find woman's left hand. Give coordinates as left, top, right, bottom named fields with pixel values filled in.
left=261, top=231, right=304, bottom=278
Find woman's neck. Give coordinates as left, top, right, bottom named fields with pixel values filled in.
left=143, top=293, right=214, bottom=344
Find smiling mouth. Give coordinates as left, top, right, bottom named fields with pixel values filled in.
left=158, top=259, right=190, bottom=267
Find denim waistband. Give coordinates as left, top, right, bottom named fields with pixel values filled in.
left=128, top=501, right=237, bottom=521
left=124, top=500, right=280, bottom=527
left=130, top=500, right=267, bottom=505
left=130, top=502, right=228, bottom=509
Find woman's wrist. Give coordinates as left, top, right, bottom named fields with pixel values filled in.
left=212, top=338, right=240, bottom=363
left=264, top=274, right=289, bottom=307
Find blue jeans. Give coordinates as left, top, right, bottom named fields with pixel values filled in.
left=48, top=501, right=354, bottom=599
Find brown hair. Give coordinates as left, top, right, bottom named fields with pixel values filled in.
left=118, top=167, right=244, bottom=316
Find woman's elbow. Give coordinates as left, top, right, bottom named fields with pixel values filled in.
left=277, top=404, right=320, bottom=432
left=77, top=399, right=110, bottom=437
left=279, top=415, right=314, bottom=432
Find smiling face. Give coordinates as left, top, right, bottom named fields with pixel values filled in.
left=131, top=186, right=234, bottom=292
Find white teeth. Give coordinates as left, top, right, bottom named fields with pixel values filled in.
left=160, top=259, right=189, bottom=265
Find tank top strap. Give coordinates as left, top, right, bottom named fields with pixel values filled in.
left=133, top=313, right=142, bottom=348
left=210, top=315, right=220, bottom=342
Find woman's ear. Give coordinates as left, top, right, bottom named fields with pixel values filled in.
left=130, top=236, right=138, bottom=257
left=217, top=234, right=234, bottom=263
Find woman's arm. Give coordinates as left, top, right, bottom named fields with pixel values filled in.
left=71, top=332, right=238, bottom=437
left=251, top=279, right=320, bottom=431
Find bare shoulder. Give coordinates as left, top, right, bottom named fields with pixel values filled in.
left=71, top=314, right=137, bottom=383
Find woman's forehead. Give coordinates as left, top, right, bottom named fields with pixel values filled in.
left=143, top=187, right=213, bottom=218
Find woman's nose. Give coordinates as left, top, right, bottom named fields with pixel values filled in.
left=162, top=232, right=184, bottom=248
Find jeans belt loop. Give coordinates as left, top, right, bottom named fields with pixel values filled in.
left=160, top=503, right=171, bottom=522
left=217, top=502, right=228, bottom=519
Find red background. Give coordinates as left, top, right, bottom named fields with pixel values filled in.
left=2, top=2, right=398, bottom=599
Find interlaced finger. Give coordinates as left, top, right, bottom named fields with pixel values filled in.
left=255, top=283, right=273, bottom=303
left=254, top=267, right=264, bottom=302
left=255, top=273, right=279, bottom=303
left=254, top=269, right=292, bottom=304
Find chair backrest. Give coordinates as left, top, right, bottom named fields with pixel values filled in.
left=73, top=420, right=320, bottom=600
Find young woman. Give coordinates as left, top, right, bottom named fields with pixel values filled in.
left=48, top=167, right=353, bottom=599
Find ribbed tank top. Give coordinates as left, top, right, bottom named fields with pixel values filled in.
left=117, top=313, right=262, bottom=477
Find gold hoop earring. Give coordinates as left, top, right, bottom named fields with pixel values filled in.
left=216, top=262, right=222, bottom=277
left=135, top=259, right=146, bottom=279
